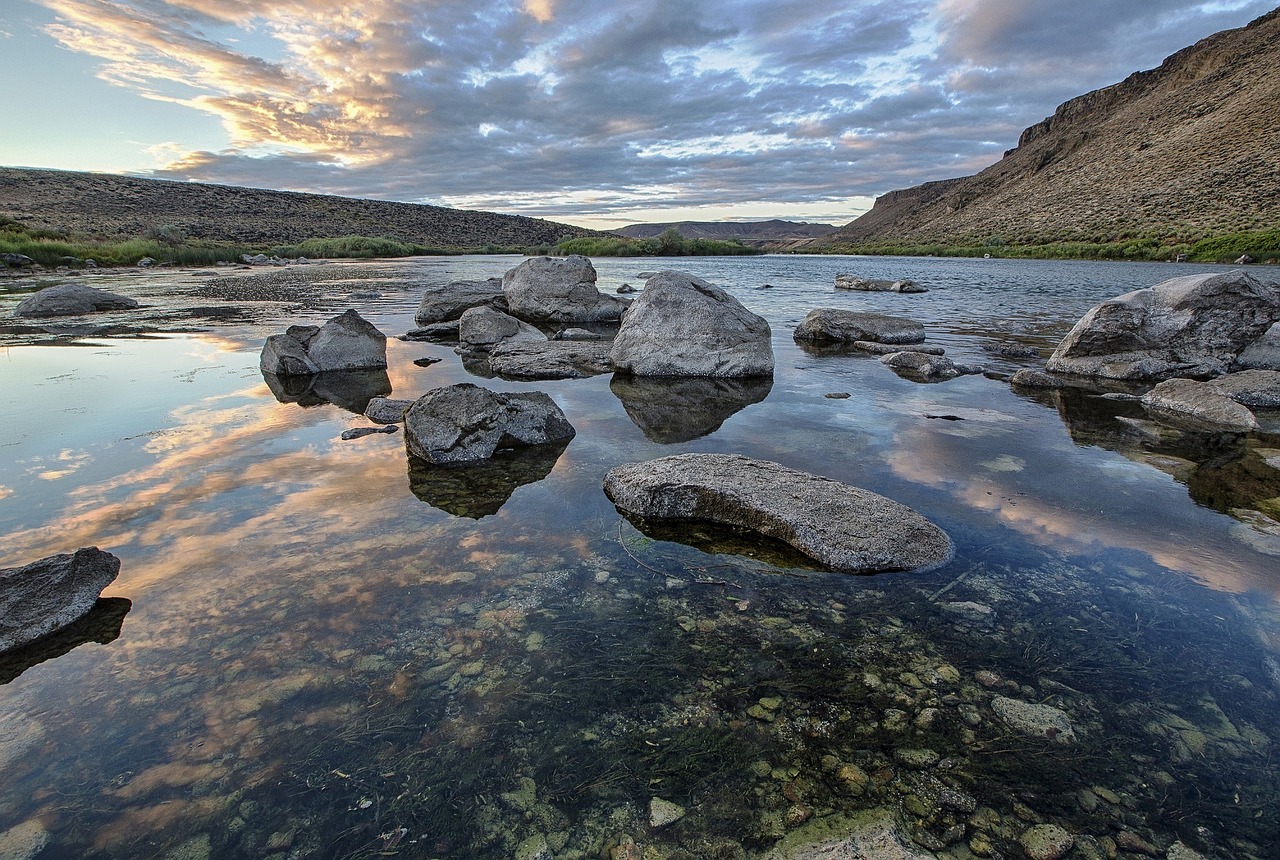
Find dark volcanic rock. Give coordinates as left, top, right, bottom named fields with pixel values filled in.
left=603, top=453, right=952, bottom=573
left=403, top=383, right=576, bottom=464
left=1, top=548, right=121, bottom=654
left=13, top=284, right=139, bottom=318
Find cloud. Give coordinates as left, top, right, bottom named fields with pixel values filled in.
left=35, top=0, right=1277, bottom=223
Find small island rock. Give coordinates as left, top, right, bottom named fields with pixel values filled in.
left=414, top=278, right=506, bottom=324
left=13, top=283, right=139, bottom=318
left=881, top=351, right=982, bottom=381
left=261, top=309, right=387, bottom=375
left=1, top=548, right=121, bottom=654
left=794, top=309, right=925, bottom=345
left=403, top=383, right=575, bottom=464
left=502, top=255, right=630, bottom=323
left=835, top=274, right=927, bottom=293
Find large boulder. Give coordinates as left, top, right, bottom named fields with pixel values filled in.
left=609, top=271, right=774, bottom=377
left=414, top=278, right=506, bottom=324
left=458, top=306, right=547, bottom=351
left=260, top=309, right=386, bottom=375
left=13, top=283, right=139, bottom=318
left=1046, top=271, right=1280, bottom=381
left=403, top=383, right=576, bottom=464
left=1140, top=378, right=1259, bottom=432
left=603, top=453, right=952, bottom=573
left=502, top=256, right=630, bottom=323
left=1, top=548, right=121, bottom=654
left=794, top=309, right=925, bottom=345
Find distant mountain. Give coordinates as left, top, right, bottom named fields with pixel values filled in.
left=0, top=167, right=600, bottom=249
left=825, top=7, right=1280, bottom=249
left=614, top=219, right=839, bottom=241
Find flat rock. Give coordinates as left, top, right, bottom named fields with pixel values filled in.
left=414, top=278, right=506, bottom=324
left=458, top=306, right=546, bottom=351
left=403, top=383, right=576, bottom=464
left=364, top=397, right=415, bottom=424
left=991, top=696, right=1076, bottom=743
left=1010, top=368, right=1065, bottom=389
left=763, top=807, right=935, bottom=860
left=402, top=322, right=460, bottom=341
left=853, top=341, right=944, bottom=356
left=649, top=797, right=686, bottom=828
left=834, top=274, right=927, bottom=293
left=1, top=548, right=121, bottom=653
left=1141, top=377, right=1259, bottom=432
left=610, top=270, right=774, bottom=377
left=13, top=283, right=139, bottom=318
left=487, top=340, right=613, bottom=379
left=603, top=453, right=952, bottom=573
left=502, top=255, right=630, bottom=323
left=881, top=351, right=983, bottom=382
left=794, top=310, right=925, bottom=345
left=1207, top=369, right=1280, bottom=407
left=0, top=819, right=49, bottom=860
left=1046, top=271, right=1280, bottom=380
left=340, top=425, right=397, bottom=440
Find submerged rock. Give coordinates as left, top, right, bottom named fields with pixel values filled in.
left=853, top=341, right=944, bottom=356
left=502, top=255, right=629, bottom=323
left=762, top=807, right=935, bottom=860
left=649, top=797, right=686, bottom=828
left=403, top=383, right=575, bottom=464
left=13, top=283, right=139, bottom=318
left=881, top=351, right=982, bottom=382
left=261, top=309, right=387, bottom=375
left=991, top=696, right=1076, bottom=743
left=1, top=548, right=121, bottom=654
left=603, top=453, right=952, bottom=573
left=1019, top=824, right=1074, bottom=860
left=0, top=819, right=49, bottom=860
left=794, top=310, right=925, bottom=345
left=1140, top=378, right=1259, bottom=432
left=609, top=270, right=774, bottom=377
left=1046, top=271, right=1280, bottom=380
left=414, top=278, right=506, bottom=324
left=834, top=274, right=927, bottom=293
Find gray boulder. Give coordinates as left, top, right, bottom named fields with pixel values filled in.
left=1208, top=369, right=1280, bottom=407
left=881, top=351, right=983, bottom=382
left=364, top=397, right=415, bottom=424
left=1140, top=378, right=1259, bottom=432
left=609, top=271, right=774, bottom=377
left=1237, top=322, right=1280, bottom=370
left=403, top=383, right=576, bottom=464
left=13, top=283, right=139, bottom=318
left=794, top=309, right=925, bottom=345
left=2, top=252, right=35, bottom=268
left=458, top=306, right=546, bottom=351
left=834, top=274, right=927, bottom=293
left=1, top=548, right=121, bottom=654
left=1046, top=271, right=1280, bottom=380
left=603, top=453, right=952, bottom=573
left=487, top=340, right=613, bottom=379
left=414, top=278, right=506, bottom=324
left=261, top=309, right=386, bottom=375
left=502, top=256, right=630, bottom=323
left=1010, top=369, right=1066, bottom=389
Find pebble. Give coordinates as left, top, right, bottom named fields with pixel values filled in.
left=1019, top=823, right=1074, bottom=860
left=649, top=797, right=686, bottom=828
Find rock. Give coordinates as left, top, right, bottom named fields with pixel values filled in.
left=414, top=278, right=506, bottom=324
left=1010, top=369, right=1065, bottom=389
left=609, top=270, right=774, bottom=377
left=617, top=283, right=639, bottom=294
left=340, top=425, right=398, bottom=441
left=0, top=819, right=49, bottom=860
left=1236, top=254, right=1255, bottom=265
left=610, top=375, right=772, bottom=443
left=0, top=597, right=130, bottom=686
left=1166, top=842, right=1207, bottom=860
left=2, top=252, right=35, bottom=268
left=1019, top=824, right=1074, bottom=860
left=487, top=340, right=613, bottom=379
left=261, top=309, right=387, bottom=375
left=881, top=351, right=983, bottom=382
left=603, top=453, right=952, bottom=573
left=458, top=306, right=547, bottom=351
left=763, top=807, right=935, bottom=860
left=136, top=256, right=155, bottom=267
left=991, top=696, right=1076, bottom=743
left=13, top=283, right=139, bottom=318
left=364, top=397, right=415, bottom=424
left=1046, top=271, right=1280, bottom=380
left=1114, top=831, right=1157, bottom=856
left=1, top=548, right=121, bottom=654
left=649, top=797, right=686, bottom=828
left=794, top=310, right=925, bottom=345
left=984, top=343, right=1041, bottom=360
left=1237, top=322, right=1280, bottom=369
left=1141, top=378, right=1259, bottom=432
left=834, top=274, right=927, bottom=293
left=853, top=341, right=944, bottom=356
left=892, top=748, right=940, bottom=769
left=413, top=356, right=443, bottom=367
left=403, top=322, right=460, bottom=341
left=553, top=327, right=603, bottom=341
left=502, top=256, right=630, bottom=323
left=1207, top=369, right=1280, bottom=407
left=403, top=383, right=576, bottom=464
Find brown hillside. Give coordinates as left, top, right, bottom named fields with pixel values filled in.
left=0, top=167, right=600, bottom=248
left=828, top=7, right=1280, bottom=247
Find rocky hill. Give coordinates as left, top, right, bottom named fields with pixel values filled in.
left=0, top=167, right=600, bottom=249
left=615, top=219, right=838, bottom=241
left=826, top=7, right=1280, bottom=249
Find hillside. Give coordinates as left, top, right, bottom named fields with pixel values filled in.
left=615, top=219, right=838, bottom=241
left=826, top=7, right=1280, bottom=252
left=0, top=167, right=600, bottom=249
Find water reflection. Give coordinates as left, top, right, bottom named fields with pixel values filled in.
left=408, top=441, right=570, bottom=518
left=0, top=597, right=131, bottom=685
left=610, top=374, right=773, bottom=443
left=263, top=368, right=393, bottom=413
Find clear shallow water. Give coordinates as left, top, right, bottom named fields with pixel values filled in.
left=1, top=256, right=1279, bottom=859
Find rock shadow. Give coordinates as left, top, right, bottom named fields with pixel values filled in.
left=618, top=513, right=827, bottom=573
left=263, top=368, right=393, bottom=414
left=610, top=375, right=773, bottom=443
left=407, top=441, right=570, bottom=519
left=0, top=597, right=132, bottom=686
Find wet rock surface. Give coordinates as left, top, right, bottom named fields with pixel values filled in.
left=794, top=310, right=926, bottom=345
left=0, top=548, right=121, bottom=654
left=13, top=283, right=139, bottom=318
left=260, top=309, right=387, bottom=375
left=603, top=453, right=952, bottom=572
left=403, top=383, right=575, bottom=464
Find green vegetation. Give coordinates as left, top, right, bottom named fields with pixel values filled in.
left=817, top=227, right=1280, bottom=263
left=269, top=235, right=448, bottom=259
left=552, top=228, right=763, bottom=257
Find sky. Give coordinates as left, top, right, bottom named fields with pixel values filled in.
left=0, top=0, right=1274, bottom=230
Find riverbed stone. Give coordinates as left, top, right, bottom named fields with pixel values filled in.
left=1140, top=378, right=1259, bottom=432
left=835, top=274, right=927, bottom=293
left=403, top=383, right=575, bottom=464
left=1207, top=369, right=1280, bottom=407
left=649, top=797, right=686, bottom=828
left=609, top=270, right=773, bottom=377
left=1, top=547, right=121, bottom=654
left=13, top=283, right=139, bottom=318
left=502, top=255, right=629, bottom=323
left=458, top=306, right=546, bottom=351
left=0, top=819, right=49, bottom=860
left=762, top=807, right=935, bottom=860
left=1046, top=271, right=1280, bottom=380
left=603, top=453, right=952, bottom=573
left=1019, top=824, right=1074, bottom=860
left=414, top=278, right=506, bottom=324
left=991, top=696, right=1076, bottom=743
left=794, top=310, right=925, bottom=345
